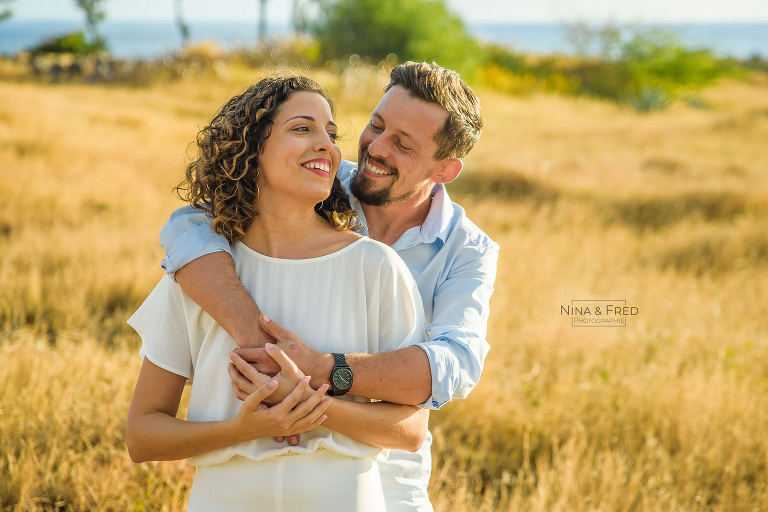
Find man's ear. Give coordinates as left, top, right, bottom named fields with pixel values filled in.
left=432, top=158, right=463, bottom=185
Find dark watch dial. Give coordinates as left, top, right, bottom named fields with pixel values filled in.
left=332, top=368, right=353, bottom=390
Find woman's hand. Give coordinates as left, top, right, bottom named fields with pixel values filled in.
left=228, top=343, right=312, bottom=405
left=230, top=377, right=331, bottom=443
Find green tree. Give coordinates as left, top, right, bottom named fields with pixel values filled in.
left=1, top=0, right=14, bottom=22
left=74, top=0, right=106, bottom=46
left=300, top=0, right=482, bottom=75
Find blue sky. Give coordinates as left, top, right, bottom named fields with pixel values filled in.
left=11, top=0, right=768, bottom=23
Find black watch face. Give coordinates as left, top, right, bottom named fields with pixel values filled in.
left=332, top=368, right=353, bottom=391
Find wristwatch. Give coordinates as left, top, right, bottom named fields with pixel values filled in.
left=328, top=353, right=353, bottom=396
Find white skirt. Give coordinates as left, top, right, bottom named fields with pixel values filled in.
left=187, top=450, right=386, bottom=512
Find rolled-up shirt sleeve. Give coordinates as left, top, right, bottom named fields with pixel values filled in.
left=416, top=244, right=499, bottom=410
left=159, top=205, right=232, bottom=277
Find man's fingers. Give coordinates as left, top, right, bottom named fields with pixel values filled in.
left=253, top=360, right=280, bottom=376
left=233, top=347, right=270, bottom=365
left=265, top=343, right=300, bottom=378
left=258, top=314, right=289, bottom=341
left=242, top=380, right=278, bottom=410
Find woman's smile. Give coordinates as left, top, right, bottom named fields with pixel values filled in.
left=302, top=157, right=333, bottom=178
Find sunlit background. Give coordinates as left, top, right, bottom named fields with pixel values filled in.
left=1, top=1, right=767, bottom=510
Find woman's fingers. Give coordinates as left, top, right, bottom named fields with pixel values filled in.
left=289, top=383, right=330, bottom=419
left=229, top=352, right=271, bottom=386
left=242, top=379, right=278, bottom=410
left=228, top=362, right=258, bottom=398
left=264, top=343, right=301, bottom=379
left=231, top=380, right=250, bottom=401
left=288, top=396, right=331, bottom=434
left=270, top=375, right=310, bottom=413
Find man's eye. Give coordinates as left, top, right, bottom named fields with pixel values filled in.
left=395, top=140, right=412, bottom=152
left=369, top=122, right=383, bottom=132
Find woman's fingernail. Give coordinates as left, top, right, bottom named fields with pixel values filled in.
left=265, top=343, right=274, bottom=349
left=262, top=314, right=271, bottom=323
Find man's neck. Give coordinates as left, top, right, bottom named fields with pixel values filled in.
left=361, top=187, right=434, bottom=246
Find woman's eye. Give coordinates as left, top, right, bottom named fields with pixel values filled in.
left=369, top=122, right=383, bottom=132
left=328, top=132, right=338, bottom=141
left=293, top=126, right=310, bottom=132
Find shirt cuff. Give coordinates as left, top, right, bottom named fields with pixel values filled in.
left=413, top=343, right=451, bottom=410
left=160, top=225, right=233, bottom=278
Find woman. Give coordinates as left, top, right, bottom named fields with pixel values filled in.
left=126, top=75, right=428, bottom=511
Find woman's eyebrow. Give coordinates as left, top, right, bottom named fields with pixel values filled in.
left=284, top=115, right=337, bottom=129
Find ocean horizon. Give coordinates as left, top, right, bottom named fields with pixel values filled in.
left=1, top=20, right=767, bottom=60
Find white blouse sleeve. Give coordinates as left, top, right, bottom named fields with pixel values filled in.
left=127, top=276, right=194, bottom=380
left=373, top=247, right=427, bottom=352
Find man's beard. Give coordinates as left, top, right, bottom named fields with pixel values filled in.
left=351, top=152, right=419, bottom=206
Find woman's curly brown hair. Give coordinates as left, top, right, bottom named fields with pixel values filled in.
left=175, top=75, right=358, bottom=243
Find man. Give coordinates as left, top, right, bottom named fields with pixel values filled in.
left=159, top=61, right=498, bottom=511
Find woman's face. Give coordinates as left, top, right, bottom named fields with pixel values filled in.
left=256, top=91, right=341, bottom=208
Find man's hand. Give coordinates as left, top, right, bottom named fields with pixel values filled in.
left=233, top=314, right=333, bottom=389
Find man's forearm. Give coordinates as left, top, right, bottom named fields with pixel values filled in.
left=344, top=346, right=432, bottom=406
left=175, top=251, right=267, bottom=348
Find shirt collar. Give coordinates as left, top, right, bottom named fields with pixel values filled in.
left=420, top=183, right=453, bottom=244
left=346, top=180, right=454, bottom=249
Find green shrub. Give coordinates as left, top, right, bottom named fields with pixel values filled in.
left=28, top=31, right=106, bottom=55
left=299, top=0, right=483, bottom=75
left=571, top=26, right=735, bottom=110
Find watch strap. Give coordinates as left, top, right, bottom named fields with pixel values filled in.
left=332, top=352, right=349, bottom=368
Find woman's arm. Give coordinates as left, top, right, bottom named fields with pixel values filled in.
left=322, top=400, right=429, bottom=453
left=126, top=358, right=331, bottom=463
left=228, top=345, right=429, bottom=453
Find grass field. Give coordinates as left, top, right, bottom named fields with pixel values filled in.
left=1, top=61, right=767, bottom=511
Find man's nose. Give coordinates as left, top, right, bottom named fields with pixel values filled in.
left=366, top=133, right=391, bottom=159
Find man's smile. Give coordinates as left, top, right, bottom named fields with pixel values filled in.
left=362, top=154, right=396, bottom=177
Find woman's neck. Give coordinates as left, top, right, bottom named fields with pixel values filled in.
left=240, top=200, right=358, bottom=259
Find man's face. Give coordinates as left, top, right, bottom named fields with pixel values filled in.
left=351, top=85, right=449, bottom=207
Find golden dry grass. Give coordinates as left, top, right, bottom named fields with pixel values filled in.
left=1, top=62, right=767, bottom=511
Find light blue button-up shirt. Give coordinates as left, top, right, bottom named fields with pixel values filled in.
left=160, top=160, right=499, bottom=410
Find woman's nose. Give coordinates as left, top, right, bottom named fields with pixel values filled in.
left=314, top=131, right=335, bottom=152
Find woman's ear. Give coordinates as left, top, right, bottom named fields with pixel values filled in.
left=432, top=158, right=463, bottom=185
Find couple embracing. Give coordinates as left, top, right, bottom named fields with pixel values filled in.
left=126, top=61, right=499, bottom=511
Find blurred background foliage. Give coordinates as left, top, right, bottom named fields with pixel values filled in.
left=2, top=0, right=764, bottom=111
